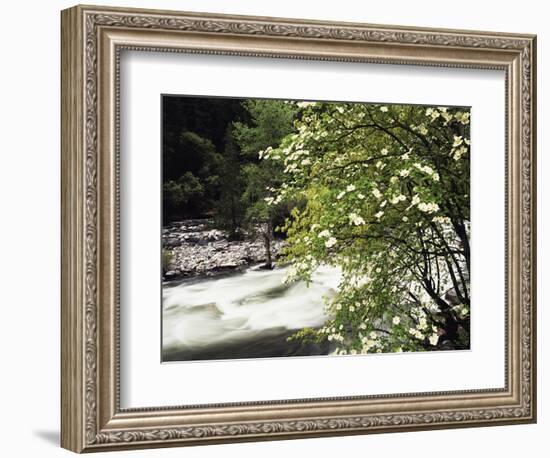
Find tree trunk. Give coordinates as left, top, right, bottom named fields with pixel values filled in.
left=263, top=220, right=273, bottom=269
left=231, top=196, right=237, bottom=232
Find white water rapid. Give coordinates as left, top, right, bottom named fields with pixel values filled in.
left=162, top=265, right=341, bottom=361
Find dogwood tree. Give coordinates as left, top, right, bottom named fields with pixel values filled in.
left=262, top=101, right=471, bottom=353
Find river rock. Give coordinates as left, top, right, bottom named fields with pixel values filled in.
left=163, top=219, right=285, bottom=278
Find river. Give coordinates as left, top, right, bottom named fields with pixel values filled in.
left=162, top=264, right=341, bottom=362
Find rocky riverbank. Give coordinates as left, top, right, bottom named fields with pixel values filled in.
left=163, top=219, right=285, bottom=280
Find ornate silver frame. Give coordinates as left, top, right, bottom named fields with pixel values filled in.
left=61, top=4, right=537, bottom=453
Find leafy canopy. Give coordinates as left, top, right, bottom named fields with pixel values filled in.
left=263, top=102, right=471, bottom=354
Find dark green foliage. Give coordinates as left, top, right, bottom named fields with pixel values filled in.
left=233, top=100, right=296, bottom=157
left=162, top=172, right=204, bottom=222
left=163, top=96, right=246, bottom=151
left=213, top=127, right=245, bottom=235
left=162, top=129, right=221, bottom=221
left=162, top=96, right=247, bottom=223
left=233, top=100, right=299, bottom=266
left=162, top=96, right=298, bottom=234
left=163, top=131, right=219, bottom=181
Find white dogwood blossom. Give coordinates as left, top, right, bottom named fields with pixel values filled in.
left=390, top=194, right=407, bottom=204
left=399, top=169, right=410, bottom=177
left=417, top=202, right=440, bottom=213
left=372, top=188, right=382, bottom=199
left=453, top=135, right=463, bottom=147
left=349, top=212, right=366, bottom=226
left=318, top=229, right=331, bottom=238
left=429, top=333, right=439, bottom=346
left=325, top=237, right=337, bottom=248
left=296, top=101, right=317, bottom=108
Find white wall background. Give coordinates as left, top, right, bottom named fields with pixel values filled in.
left=0, top=0, right=546, bottom=456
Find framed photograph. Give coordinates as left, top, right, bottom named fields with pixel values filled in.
left=61, top=4, right=537, bottom=453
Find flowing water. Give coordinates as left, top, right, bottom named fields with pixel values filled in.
left=162, top=265, right=341, bottom=361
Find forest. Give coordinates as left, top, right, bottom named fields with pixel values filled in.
left=162, top=95, right=471, bottom=359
